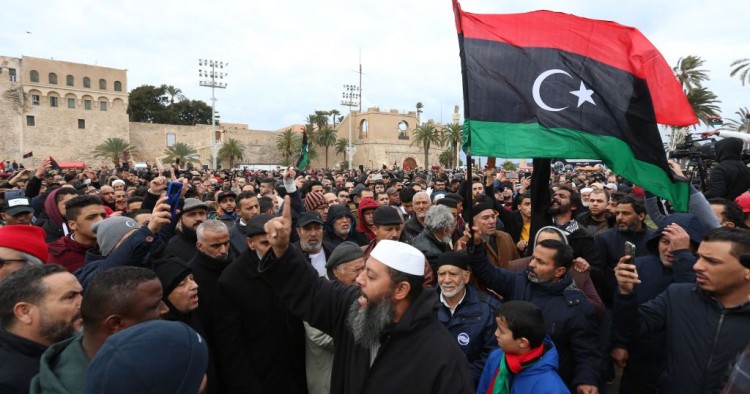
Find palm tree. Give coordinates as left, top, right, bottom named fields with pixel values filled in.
left=313, top=110, right=330, bottom=130
left=335, top=138, right=349, bottom=161
left=316, top=127, right=338, bottom=169
left=162, top=142, right=199, bottom=164
left=686, top=87, right=721, bottom=126
left=730, top=58, right=750, bottom=86
left=276, top=129, right=301, bottom=166
left=161, top=85, right=186, bottom=104
left=93, top=137, right=138, bottom=168
left=442, top=122, right=462, bottom=168
left=411, top=123, right=443, bottom=169
left=723, top=107, right=750, bottom=132
left=218, top=138, right=246, bottom=168
left=439, top=150, right=455, bottom=168
left=330, top=109, right=341, bottom=128
left=415, top=102, right=424, bottom=125
left=673, top=55, right=709, bottom=93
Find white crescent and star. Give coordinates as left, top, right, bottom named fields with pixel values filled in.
left=532, top=69, right=596, bottom=112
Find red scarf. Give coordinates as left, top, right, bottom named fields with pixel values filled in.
left=505, top=343, right=544, bottom=373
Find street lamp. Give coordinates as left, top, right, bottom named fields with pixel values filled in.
left=198, top=59, right=228, bottom=170
left=341, top=84, right=360, bottom=170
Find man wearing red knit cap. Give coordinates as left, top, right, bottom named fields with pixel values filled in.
left=0, top=225, right=48, bottom=282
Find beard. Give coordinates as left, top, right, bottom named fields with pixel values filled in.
left=300, top=239, right=322, bottom=253
left=526, top=267, right=554, bottom=284
left=440, top=280, right=466, bottom=298
left=347, top=294, right=394, bottom=348
left=39, top=311, right=81, bottom=344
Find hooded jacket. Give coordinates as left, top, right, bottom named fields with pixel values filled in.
left=356, top=198, right=379, bottom=241
left=468, top=243, right=601, bottom=389
left=323, top=204, right=368, bottom=250
left=476, top=337, right=570, bottom=394
left=47, top=234, right=93, bottom=273
left=0, top=328, right=48, bottom=394
left=258, top=246, right=474, bottom=394
left=705, top=137, right=750, bottom=200
left=29, top=335, right=88, bottom=394
left=411, top=228, right=451, bottom=271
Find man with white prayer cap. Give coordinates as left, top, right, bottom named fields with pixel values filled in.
left=258, top=196, right=474, bottom=394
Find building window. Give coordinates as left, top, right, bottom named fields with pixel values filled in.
left=66, top=75, right=74, bottom=86
left=50, top=96, right=58, bottom=107
left=49, top=73, right=58, bottom=84
left=166, top=133, right=176, bottom=147
left=78, top=119, right=85, bottom=129
left=9, top=68, right=16, bottom=82
left=32, top=95, right=40, bottom=105
left=100, top=101, right=107, bottom=111
left=68, top=98, right=76, bottom=109
left=30, top=70, right=39, bottom=82
left=84, top=100, right=92, bottom=110
left=114, top=81, right=122, bottom=92
left=83, top=77, right=90, bottom=88
left=99, top=79, right=106, bottom=90
left=26, top=116, right=35, bottom=126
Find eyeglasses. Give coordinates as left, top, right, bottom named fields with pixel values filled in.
left=0, top=258, right=27, bottom=267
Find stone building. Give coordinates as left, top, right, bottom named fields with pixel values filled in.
left=0, top=55, right=449, bottom=170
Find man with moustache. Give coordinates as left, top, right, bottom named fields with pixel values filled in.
left=0, top=264, right=83, bottom=394
left=411, top=205, right=456, bottom=271
left=403, top=191, right=431, bottom=242
left=294, top=211, right=332, bottom=276
left=323, top=204, right=368, bottom=250
left=258, top=197, right=474, bottom=394
left=577, top=188, right=615, bottom=237
left=215, top=214, right=307, bottom=393
left=165, top=198, right=208, bottom=263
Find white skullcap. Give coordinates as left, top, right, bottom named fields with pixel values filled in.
left=580, top=187, right=593, bottom=194
left=112, top=179, right=125, bottom=186
left=369, top=239, right=424, bottom=276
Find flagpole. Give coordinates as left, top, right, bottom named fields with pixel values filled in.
left=454, top=0, right=474, bottom=252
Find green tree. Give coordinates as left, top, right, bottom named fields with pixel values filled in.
left=411, top=123, right=443, bottom=169
left=170, top=100, right=214, bottom=125
left=316, top=127, right=338, bottom=169
left=442, top=122, right=462, bottom=169
left=330, top=109, right=341, bottom=128
left=439, top=150, right=455, bottom=168
left=416, top=102, right=424, bottom=125
left=313, top=110, right=330, bottom=131
left=730, top=58, right=750, bottom=86
left=127, top=85, right=166, bottom=123
left=686, top=87, right=721, bottom=126
left=162, top=142, right=200, bottom=164
left=218, top=138, right=246, bottom=168
left=335, top=137, right=349, bottom=161
left=93, top=138, right=138, bottom=168
left=723, top=107, right=750, bottom=132
left=277, top=129, right=301, bottom=166
left=673, top=55, right=709, bottom=93
left=501, top=160, right=518, bottom=171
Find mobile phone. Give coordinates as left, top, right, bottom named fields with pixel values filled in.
left=165, top=181, right=183, bottom=218
left=624, top=241, right=637, bottom=273
left=507, top=171, right=518, bottom=179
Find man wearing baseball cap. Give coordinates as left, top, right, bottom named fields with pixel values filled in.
left=1, top=191, right=34, bottom=225
left=0, top=225, right=48, bottom=282
left=258, top=196, right=473, bottom=394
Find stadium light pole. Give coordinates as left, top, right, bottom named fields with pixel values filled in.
left=341, top=84, right=360, bottom=170
left=198, top=59, right=228, bottom=170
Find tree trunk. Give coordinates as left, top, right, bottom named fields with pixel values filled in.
left=424, top=142, right=430, bottom=170
left=325, top=147, right=329, bottom=169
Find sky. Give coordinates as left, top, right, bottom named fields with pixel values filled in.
left=3, top=0, right=749, bottom=133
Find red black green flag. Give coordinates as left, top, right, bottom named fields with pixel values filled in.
left=22, top=151, right=33, bottom=158
left=453, top=2, right=697, bottom=211
left=296, top=131, right=309, bottom=170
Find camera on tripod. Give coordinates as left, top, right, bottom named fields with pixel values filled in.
left=667, top=134, right=716, bottom=161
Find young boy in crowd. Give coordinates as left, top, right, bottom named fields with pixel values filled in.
left=476, top=301, right=569, bottom=394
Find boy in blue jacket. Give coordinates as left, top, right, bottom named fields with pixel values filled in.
left=477, top=301, right=569, bottom=394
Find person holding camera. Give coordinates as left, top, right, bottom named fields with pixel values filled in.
left=703, top=137, right=750, bottom=201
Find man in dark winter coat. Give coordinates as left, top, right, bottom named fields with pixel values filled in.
left=258, top=197, right=474, bottom=394
left=410, top=204, right=454, bottom=271
left=467, top=235, right=601, bottom=393
left=323, top=204, right=368, bottom=251
left=614, top=226, right=750, bottom=394
left=165, top=198, right=208, bottom=263
left=610, top=214, right=703, bottom=393
left=704, top=137, right=750, bottom=201
left=48, top=195, right=105, bottom=273
left=215, top=214, right=307, bottom=393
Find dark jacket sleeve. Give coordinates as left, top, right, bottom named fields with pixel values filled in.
left=471, top=298, right=501, bottom=384
left=569, top=302, right=602, bottom=387
left=25, top=176, right=43, bottom=199
left=672, top=249, right=697, bottom=283
left=467, top=243, right=517, bottom=298
left=288, top=189, right=305, bottom=244
left=141, top=190, right=161, bottom=212
left=704, top=166, right=727, bottom=200
left=613, top=289, right=668, bottom=343
left=258, top=246, right=358, bottom=336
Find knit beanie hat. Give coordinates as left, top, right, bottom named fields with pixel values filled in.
left=326, top=241, right=365, bottom=270
left=304, top=191, right=327, bottom=212
left=84, top=320, right=208, bottom=394
left=92, top=217, right=139, bottom=256
left=435, top=251, right=470, bottom=271
left=0, top=225, right=49, bottom=262
left=152, top=256, right=192, bottom=296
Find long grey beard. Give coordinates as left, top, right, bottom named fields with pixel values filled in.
left=347, top=297, right=394, bottom=348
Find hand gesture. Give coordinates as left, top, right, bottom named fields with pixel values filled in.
left=461, top=223, right=483, bottom=246
left=35, top=159, right=52, bottom=178
left=661, top=223, right=690, bottom=251
left=576, top=384, right=599, bottom=394
left=614, top=255, right=640, bottom=295
left=700, top=130, right=719, bottom=139
left=264, top=195, right=292, bottom=257
left=148, top=195, right=172, bottom=234
left=611, top=348, right=629, bottom=368
left=573, top=257, right=590, bottom=273
left=150, top=176, right=167, bottom=195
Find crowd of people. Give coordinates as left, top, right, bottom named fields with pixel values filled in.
left=0, top=135, right=749, bottom=394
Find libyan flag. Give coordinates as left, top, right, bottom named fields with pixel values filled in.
left=22, top=151, right=33, bottom=158
left=296, top=131, right=309, bottom=170
left=453, top=2, right=698, bottom=211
